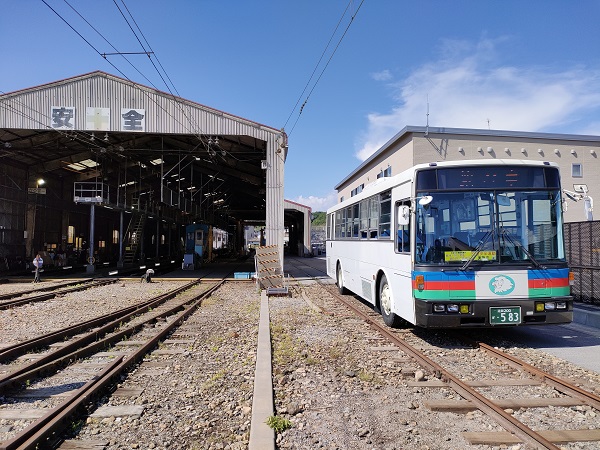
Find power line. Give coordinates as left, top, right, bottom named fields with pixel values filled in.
left=62, top=0, right=159, bottom=89
left=112, top=0, right=221, bottom=152
left=114, top=0, right=209, bottom=146
left=285, top=0, right=366, bottom=138
left=282, top=0, right=354, bottom=131
left=41, top=0, right=212, bottom=152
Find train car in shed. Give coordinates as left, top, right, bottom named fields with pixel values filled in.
left=183, top=224, right=232, bottom=269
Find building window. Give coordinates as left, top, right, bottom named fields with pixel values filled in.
left=68, top=226, right=75, bottom=244
left=350, top=184, right=364, bottom=197
left=113, top=230, right=119, bottom=244
left=377, top=166, right=392, bottom=179
left=572, top=163, right=583, bottom=178
left=98, top=240, right=106, bottom=249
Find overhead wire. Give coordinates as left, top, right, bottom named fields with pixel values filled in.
left=285, top=0, right=366, bottom=138
left=62, top=0, right=158, bottom=90
left=56, top=0, right=236, bottom=205
left=114, top=0, right=217, bottom=153
left=117, top=0, right=183, bottom=100
left=282, top=0, right=353, bottom=131
left=42, top=0, right=210, bottom=150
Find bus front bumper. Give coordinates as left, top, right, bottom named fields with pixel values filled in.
left=414, top=297, right=573, bottom=328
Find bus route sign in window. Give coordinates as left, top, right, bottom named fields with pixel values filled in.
left=417, top=166, right=559, bottom=191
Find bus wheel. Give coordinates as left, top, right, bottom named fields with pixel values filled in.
left=336, top=263, right=348, bottom=295
left=380, top=275, right=401, bottom=327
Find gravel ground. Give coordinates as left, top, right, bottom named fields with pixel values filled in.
left=0, top=280, right=185, bottom=346
left=1, top=280, right=599, bottom=450
left=270, top=284, right=600, bottom=450
left=65, top=281, right=260, bottom=449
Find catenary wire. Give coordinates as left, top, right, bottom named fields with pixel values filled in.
left=287, top=0, right=366, bottom=138
left=114, top=0, right=211, bottom=150
left=43, top=0, right=211, bottom=149
left=282, top=0, right=354, bottom=131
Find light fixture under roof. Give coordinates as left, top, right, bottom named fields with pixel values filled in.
left=66, top=159, right=98, bottom=171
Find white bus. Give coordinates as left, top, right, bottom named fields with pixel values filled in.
left=326, top=160, right=573, bottom=328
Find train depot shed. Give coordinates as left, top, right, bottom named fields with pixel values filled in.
left=284, top=199, right=312, bottom=257
left=0, top=71, right=288, bottom=274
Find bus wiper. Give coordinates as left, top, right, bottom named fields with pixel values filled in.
left=460, top=230, right=493, bottom=271
left=500, top=229, right=543, bottom=268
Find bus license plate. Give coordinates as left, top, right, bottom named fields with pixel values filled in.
left=489, top=306, right=521, bottom=325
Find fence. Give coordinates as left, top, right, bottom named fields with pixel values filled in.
left=564, top=220, right=600, bottom=304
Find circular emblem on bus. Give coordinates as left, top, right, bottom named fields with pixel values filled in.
left=489, top=275, right=515, bottom=296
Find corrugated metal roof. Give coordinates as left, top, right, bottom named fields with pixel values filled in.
left=0, top=71, right=287, bottom=245
left=0, top=71, right=282, bottom=139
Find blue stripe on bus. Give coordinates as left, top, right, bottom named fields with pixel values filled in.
left=414, top=268, right=569, bottom=281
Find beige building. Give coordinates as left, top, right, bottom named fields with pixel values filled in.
left=335, top=126, right=598, bottom=223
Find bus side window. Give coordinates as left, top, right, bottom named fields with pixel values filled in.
left=396, top=201, right=411, bottom=252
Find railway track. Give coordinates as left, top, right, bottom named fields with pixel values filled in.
left=0, top=279, right=223, bottom=449
left=0, top=279, right=118, bottom=311
left=2, top=258, right=597, bottom=448
left=283, top=256, right=600, bottom=449
left=0, top=280, right=200, bottom=366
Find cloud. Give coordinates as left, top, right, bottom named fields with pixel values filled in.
left=292, top=191, right=338, bottom=212
left=370, top=69, right=392, bottom=81
left=356, top=38, right=600, bottom=161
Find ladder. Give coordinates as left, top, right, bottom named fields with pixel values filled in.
left=254, top=245, right=288, bottom=296
left=122, top=213, right=146, bottom=264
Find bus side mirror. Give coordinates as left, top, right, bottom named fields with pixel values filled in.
left=398, top=205, right=410, bottom=226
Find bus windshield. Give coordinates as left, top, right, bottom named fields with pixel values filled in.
left=415, top=189, right=566, bottom=267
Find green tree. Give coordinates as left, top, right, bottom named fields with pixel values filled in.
left=311, top=211, right=326, bottom=226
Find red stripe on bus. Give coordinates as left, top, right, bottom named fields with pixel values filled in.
left=528, top=278, right=570, bottom=289
left=413, top=280, right=475, bottom=290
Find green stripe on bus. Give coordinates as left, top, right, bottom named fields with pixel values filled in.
left=413, top=290, right=476, bottom=300
left=528, top=287, right=571, bottom=297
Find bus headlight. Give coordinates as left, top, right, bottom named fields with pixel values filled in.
left=535, top=302, right=545, bottom=312
left=433, top=304, right=445, bottom=313
left=544, top=302, right=556, bottom=311
left=460, top=304, right=470, bottom=314
left=447, top=304, right=459, bottom=313
left=556, top=302, right=567, bottom=310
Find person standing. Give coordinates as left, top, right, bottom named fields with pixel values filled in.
left=33, top=253, right=43, bottom=283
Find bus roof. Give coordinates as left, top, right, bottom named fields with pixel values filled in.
left=327, top=159, right=559, bottom=214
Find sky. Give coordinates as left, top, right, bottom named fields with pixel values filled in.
left=2, top=1, right=600, bottom=212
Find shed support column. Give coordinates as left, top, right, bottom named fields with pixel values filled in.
left=25, top=203, right=35, bottom=258
left=118, top=211, right=124, bottom=268
left=237, top=219, right=244, bottom=256
left=86, top=204, right=95, bottom=274
left=156, top=220, right=160, bottom=260
left=265, top=137, right=285, bottom=270
left=168, top=224, right=172, bottom=260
